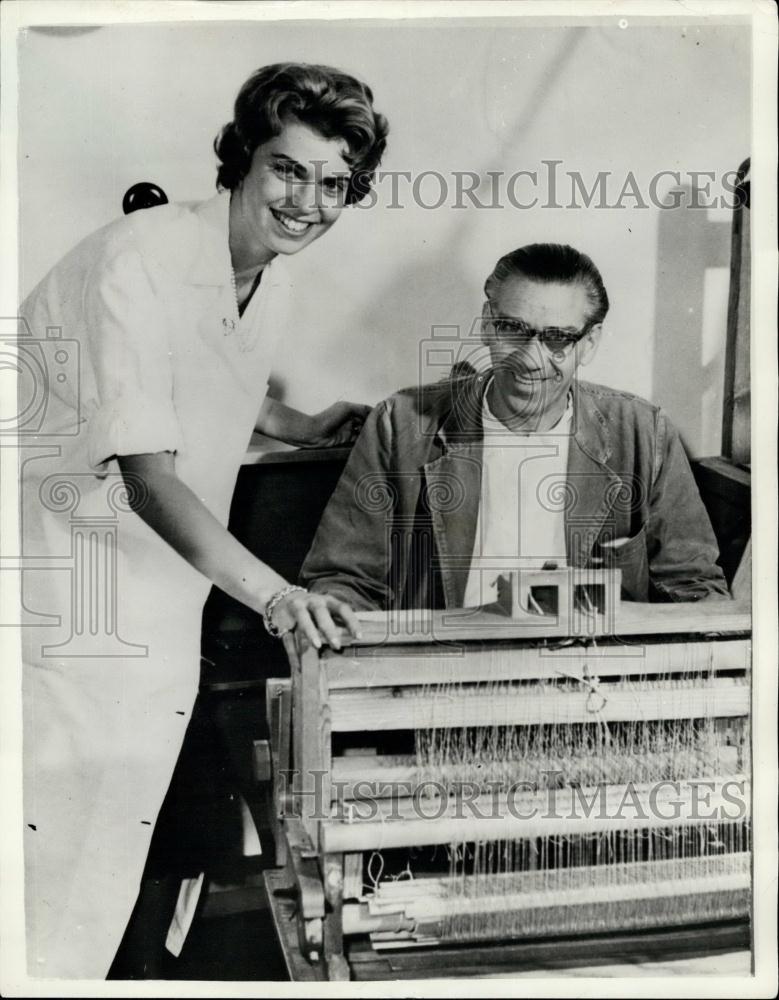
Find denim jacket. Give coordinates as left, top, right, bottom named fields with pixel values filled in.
left=301, top=375, right=729, bottom=609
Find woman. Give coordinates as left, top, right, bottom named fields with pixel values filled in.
left=20, top=63, right=388, bottom=978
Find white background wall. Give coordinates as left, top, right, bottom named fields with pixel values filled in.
left=18, top=16, right=750, bottom=457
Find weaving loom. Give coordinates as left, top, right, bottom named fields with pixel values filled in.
left=263, top=569, right=751, bottom=980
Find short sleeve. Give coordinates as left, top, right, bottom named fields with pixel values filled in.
left=83, top=247, right=184, bottom=470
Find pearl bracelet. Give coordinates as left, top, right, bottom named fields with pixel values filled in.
left=263, top=585, right=309, bottom=639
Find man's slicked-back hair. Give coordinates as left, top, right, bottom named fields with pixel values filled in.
left=484, top=243, right=610, bottom=326
left=213, top=62, right=388, bottom=204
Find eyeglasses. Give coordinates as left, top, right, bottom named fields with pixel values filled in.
left=487, top=312, right=592, bottom=354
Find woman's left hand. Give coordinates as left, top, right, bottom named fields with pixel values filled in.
left=303, top=401, right=371, bottom=447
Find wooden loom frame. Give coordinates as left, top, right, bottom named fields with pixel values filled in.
left=263, top=600, right=752, bottom=981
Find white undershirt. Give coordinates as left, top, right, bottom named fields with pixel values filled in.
left=463, top=384, right=573, bottom=608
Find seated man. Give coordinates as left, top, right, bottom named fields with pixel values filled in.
left=300, top=243, right=729, bottom=611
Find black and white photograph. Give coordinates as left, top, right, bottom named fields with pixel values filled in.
left=0, top=0, right=776, bottom=995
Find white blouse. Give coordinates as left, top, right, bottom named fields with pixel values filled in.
left=19, top=190, right=292, bottom=978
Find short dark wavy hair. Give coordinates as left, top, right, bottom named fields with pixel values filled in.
left=214, top=63, right=389, bottom=205
left=485, top=243, right=610, bottom=326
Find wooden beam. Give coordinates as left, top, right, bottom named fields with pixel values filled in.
left=322, top=776, right=749, bottom=853
left=722, top=158, right=750, bottom=466
left=325, top=639, right=750, bottom=690
left=371, top=886, right=750, bottom=949
left=328, top=678, right=749, bottom=732
left=330, top=743, right=742, bottom=799
left=344, top=880, right=749, bottom=936
left=344, top=601, right=750, bottom=648
left=288, top=635, right=329, bottom=842
left=345, top=922, right=750, bottom=979
left=264, top=869, right=327, bottom=982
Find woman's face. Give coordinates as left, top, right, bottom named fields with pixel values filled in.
left=231, top=119, right=352, bottom=265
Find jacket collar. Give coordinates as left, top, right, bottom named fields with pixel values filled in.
left=436, top=373, right=488, bottom=451
left=565, top=380, right=623, bottom=566
left=423, top=374, right=623, bottom=606
left=569, top=379, right=613, bottom=465
left=423, top=376, right=487, bottom=607
left=432, top=373, right=614, bottom=457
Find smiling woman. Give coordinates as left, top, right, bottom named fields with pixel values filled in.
left=215, top=64, right=387, bottom=311
left=19, top=62, right=388, bottom=980
left=229, top=122, right=352, bottom=289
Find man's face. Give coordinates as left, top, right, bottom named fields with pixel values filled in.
left=481, top=276, right=601, bottom=427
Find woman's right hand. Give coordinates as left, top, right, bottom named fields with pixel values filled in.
left=268, top=589, right=362, bottom=651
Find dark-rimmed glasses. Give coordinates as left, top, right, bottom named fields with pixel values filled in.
left=487, top=310, right=593, bottom=354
